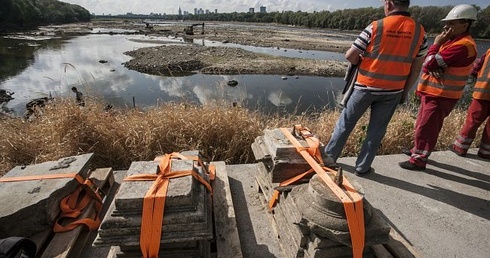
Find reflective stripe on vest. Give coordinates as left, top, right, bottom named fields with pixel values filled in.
left=417, top=36, right=476, bottom=99
left=473, top=48, right=490, bottom=100
left=357, top=15, right=424, bottom=90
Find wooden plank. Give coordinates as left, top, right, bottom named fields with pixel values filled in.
left=40, top=168, right=114, bottom=258
left=211, top=162, right=243, bottom=258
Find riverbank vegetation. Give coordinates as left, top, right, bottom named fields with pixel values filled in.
left=2, top=1, right=489, bottom=39
left=0, top=0, right=91, bottom=32
left=118, top=5, right=490, bottom=39
left=0, top=97, right=478, bottom=175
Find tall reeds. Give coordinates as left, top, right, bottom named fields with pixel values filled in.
left=0, top=97, right=480, bottom=175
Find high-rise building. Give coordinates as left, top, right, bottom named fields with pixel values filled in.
left=249, top=8, right=254, bottom=13
left=260, top=6, right=266, bottom=13
left=178, top=7, right=182, bottom=15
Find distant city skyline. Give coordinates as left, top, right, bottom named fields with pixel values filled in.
left=61, top=0, right=490, bottom=16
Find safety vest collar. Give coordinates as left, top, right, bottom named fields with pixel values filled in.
left=388, top=11, right=411, bottom=17
left=446, top=32, right=471, bottom=43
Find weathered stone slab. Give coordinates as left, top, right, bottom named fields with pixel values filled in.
left=308, top=233, right=347, bottom=249
left=252, top=129, right=316, bottom=183
left=211, top=161, right=243, bottom=258
left=278, top=193, right=308, bottom=248
left=0, top=153, right=93, bottom=238
left=98, top=185, right=210, bottom=235
left=305, top=242, right=375, bottom=258
left=273, top=197, right=305, bottom=258
left=262, top=129, right=308, bottom=159
left=114, top=159, right=200, bottom=212
left=94, top=151, right=213, bottom=248
left=109, top=240, right=210, bottom=258
left=288, top=178, right=390, bottom=247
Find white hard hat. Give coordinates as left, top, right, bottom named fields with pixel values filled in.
left=441, top=4, right=477, bottom=21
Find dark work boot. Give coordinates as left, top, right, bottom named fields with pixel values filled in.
left=398, top=161, right=425, bottom=171
left=448, top=145, right=466, bottom=157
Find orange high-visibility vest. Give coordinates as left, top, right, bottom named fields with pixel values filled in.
left=357, top=15, right=425, bottom=90
left=473, top=48, right=490, bottom=101
left=417, top=36, right=477, bottom=99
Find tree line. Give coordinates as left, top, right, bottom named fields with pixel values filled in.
left=182, top=5, right=490, bottom=39
left=1, top=1, right=489, bottom=39
left=0, top=0, right=91, bottom=31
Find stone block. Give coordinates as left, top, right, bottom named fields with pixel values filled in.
left=252, top=129, right=317, bottom=183
left=94, top=151, right=213, bottom=250
left=0, top=153, right=93, bottom=238
left=288, top=175, right=390, bottom=247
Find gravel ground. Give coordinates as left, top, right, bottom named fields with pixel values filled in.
left=38, top=21, right=353, bottom=77
left=123, top=44, right=348, bottom=77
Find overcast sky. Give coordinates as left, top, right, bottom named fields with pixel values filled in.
left=61, top=0, right=489, bottom=15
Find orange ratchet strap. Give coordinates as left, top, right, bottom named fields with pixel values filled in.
left=274, top=125, right=365, bottom=258
left=0, top=173, right=103, bottom=233
left=124, top=153, right=214, bottom=258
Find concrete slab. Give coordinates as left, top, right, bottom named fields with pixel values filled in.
left=226, top=164, right=284, bottom=258
left=336, top=148, right=489, bottom=258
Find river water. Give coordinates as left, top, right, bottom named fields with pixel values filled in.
left=0, top=31, right=346, bottom=116
left=1, top=28, right=489, bottom=116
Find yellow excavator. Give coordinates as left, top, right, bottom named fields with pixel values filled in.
left=184, top=23, right=204, bottom=35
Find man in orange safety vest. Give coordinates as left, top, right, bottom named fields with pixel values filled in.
left=322, top=0, right=427, bottom=176
left=450, top=48, right=490, bottom=159
left=399, top=4, right=478, bottom=170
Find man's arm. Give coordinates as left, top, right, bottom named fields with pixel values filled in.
left=400, top=56, right=424, bottom=104
left=345, top=47, right=362, bottom=65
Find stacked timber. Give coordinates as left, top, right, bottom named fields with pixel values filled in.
left=94, top=151, right=213, bottom=258
left=0, top=153, right=94, bottom=238
left=253, top=128, right=391, bottom=258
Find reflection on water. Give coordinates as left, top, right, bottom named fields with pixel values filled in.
left=0, top=33, right=347, bottom=116
left=3, top=32, right=489, bottom=117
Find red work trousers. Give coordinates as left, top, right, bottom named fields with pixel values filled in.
left=452, top=99, right=490, bottom=157
left=409, top=93, right=458, bottom=167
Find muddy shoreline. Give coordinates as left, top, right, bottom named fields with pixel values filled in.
left=36, top=21, right=354, bottom=77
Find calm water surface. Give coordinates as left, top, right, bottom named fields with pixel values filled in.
left=1, top=29, right=489, bottom=116
left=0, top=33, right=345, bottom=116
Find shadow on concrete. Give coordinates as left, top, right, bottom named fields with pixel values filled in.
left=340, top=164, right=489, bottom=220
left=370, top=206, right=416, bottom=247
left=428, top=159, right=490, bottom=185
left=228, top=177, right=277, bottom=258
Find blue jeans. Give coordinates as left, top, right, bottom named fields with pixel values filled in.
left=324, top=89, right=401, bottom=173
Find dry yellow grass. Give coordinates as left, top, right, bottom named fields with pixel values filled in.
left=0, top=97, right=482, bottom=175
